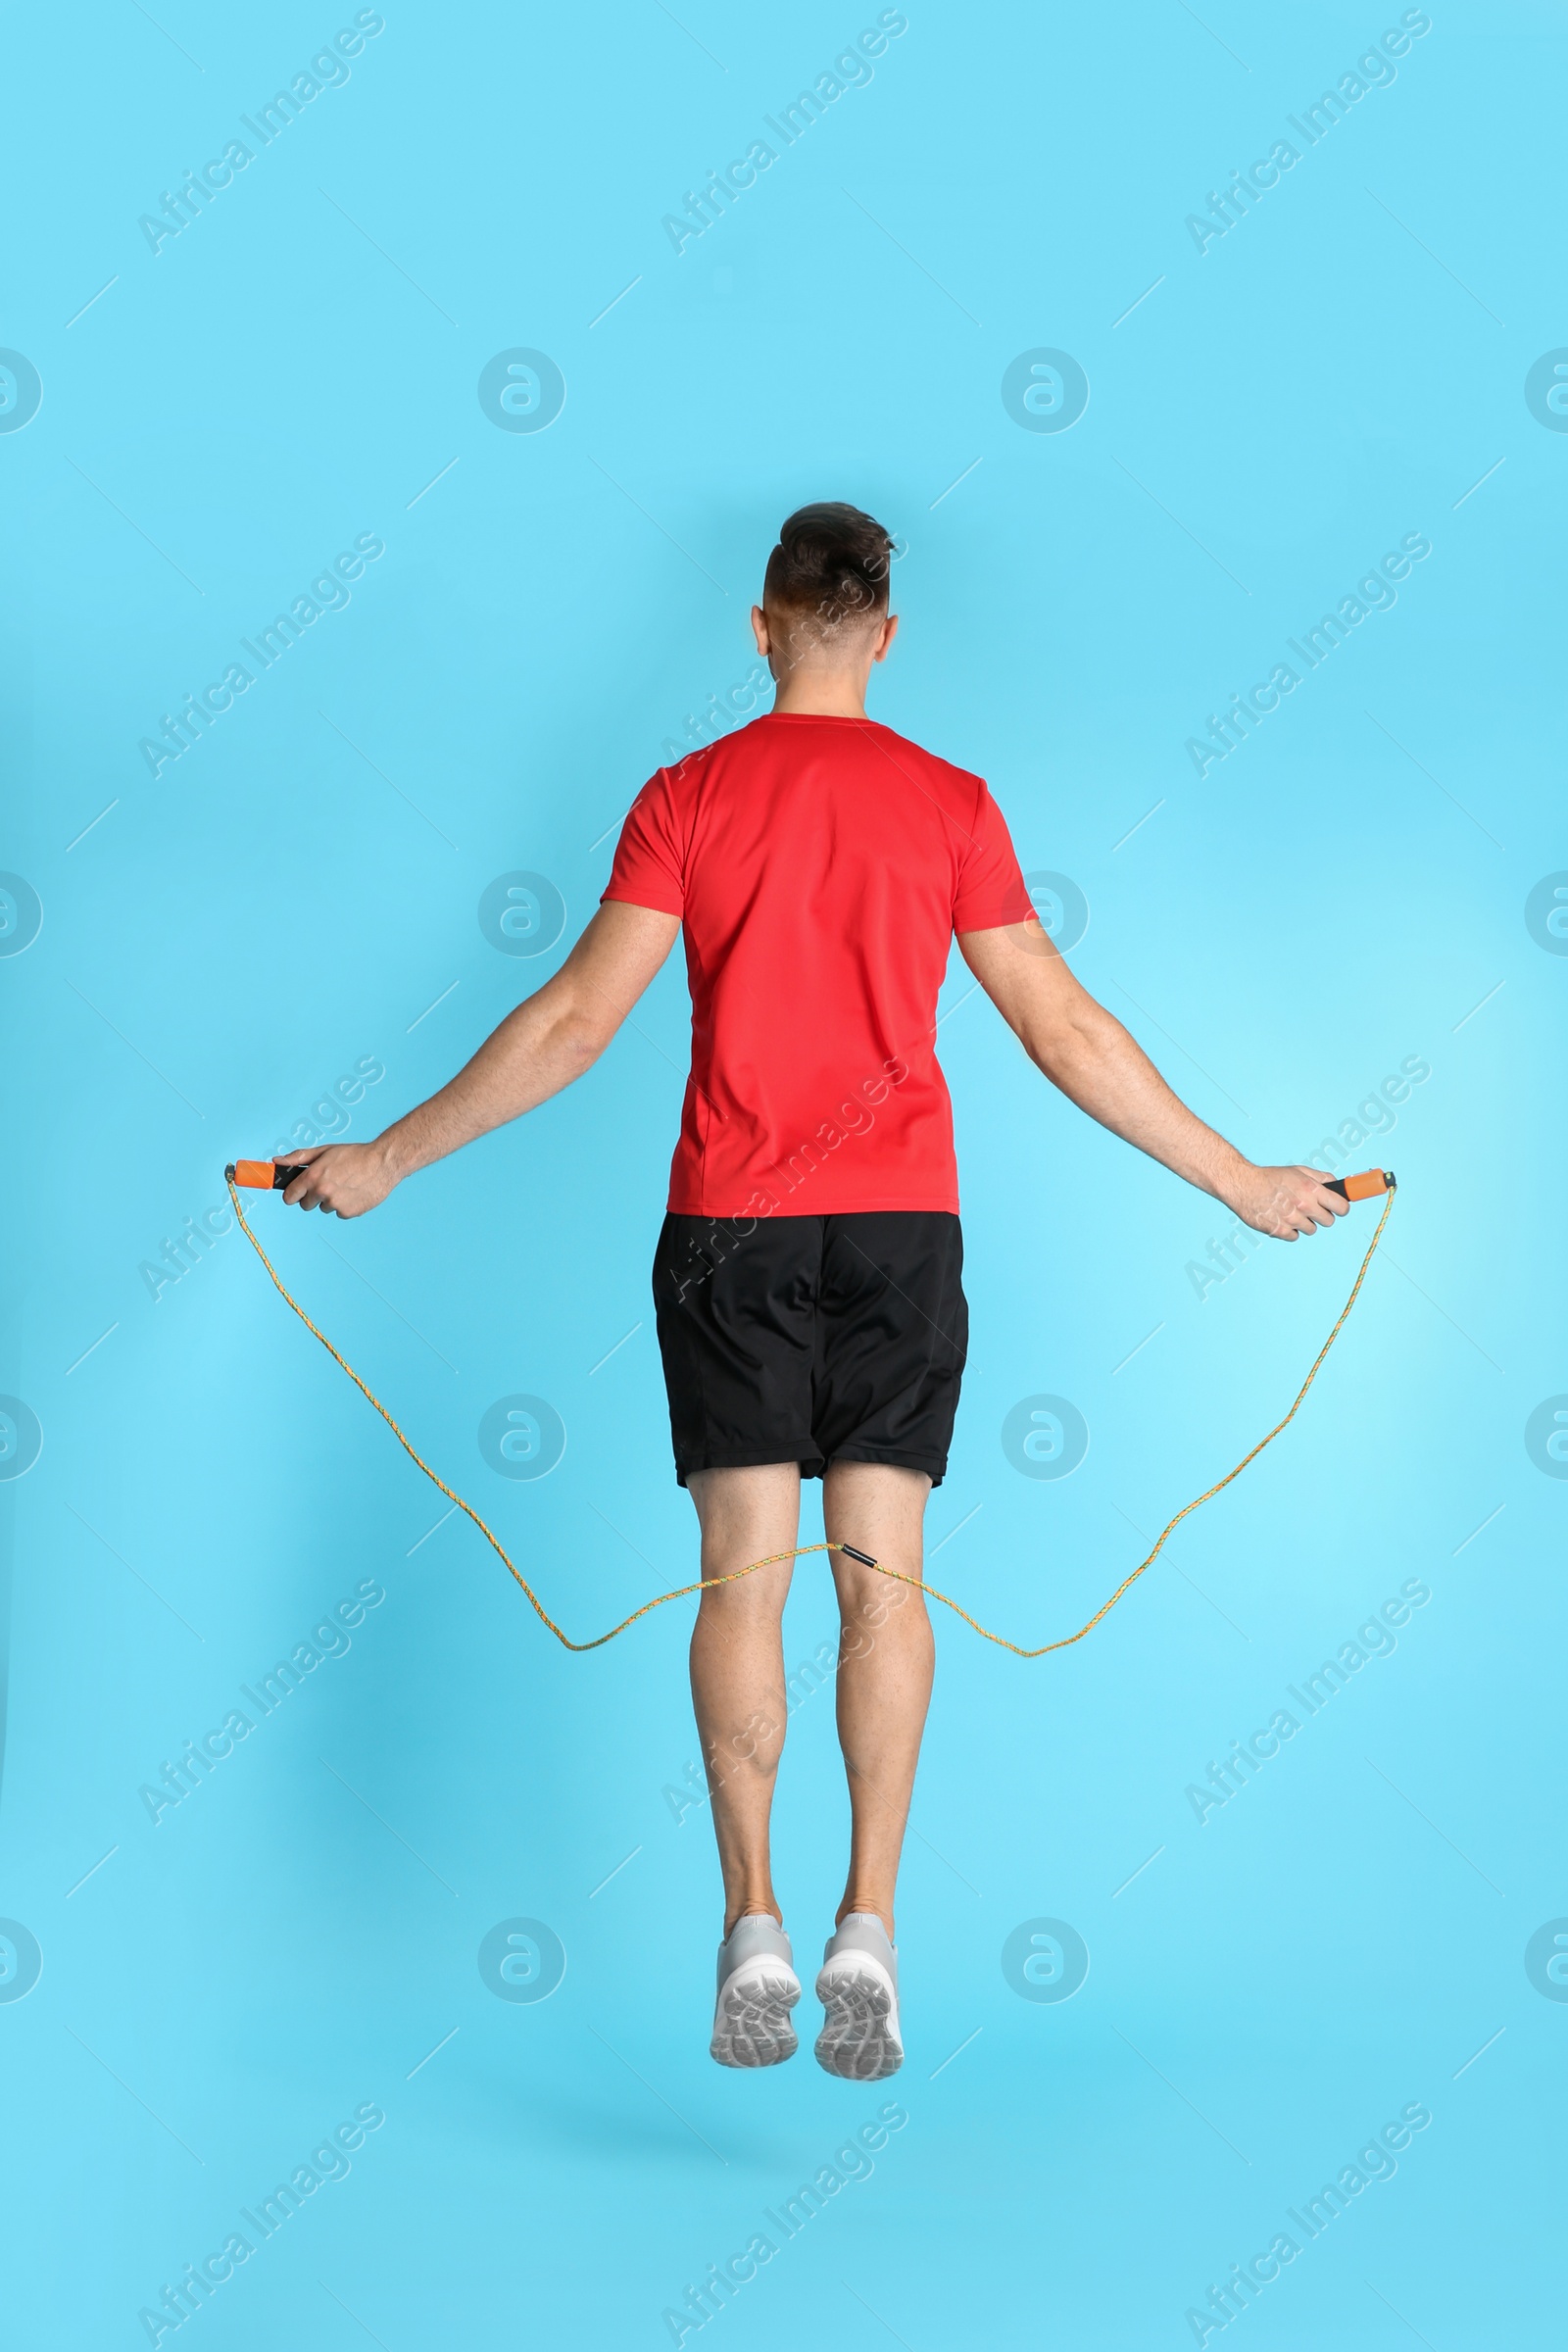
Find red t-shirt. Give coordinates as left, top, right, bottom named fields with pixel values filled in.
left=602, top=711, right=1032, bottom=1218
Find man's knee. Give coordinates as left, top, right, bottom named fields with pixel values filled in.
left=836, top=1570, right=920, bottom=1654
left=697, top=1558, right=794, bottom=1621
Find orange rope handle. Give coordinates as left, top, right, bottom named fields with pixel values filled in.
left=227, top=1176, right=1395, bottom=1657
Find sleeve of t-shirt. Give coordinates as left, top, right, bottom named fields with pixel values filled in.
left=601, top=769, right=685, bottom=917
left=952, top=779, right=1035, bottom=931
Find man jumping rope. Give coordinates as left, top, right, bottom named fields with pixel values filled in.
left=278, top=503, right=1348, bottom=2082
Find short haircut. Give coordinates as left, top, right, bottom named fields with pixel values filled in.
left=763, top=503, right=895, bottom=632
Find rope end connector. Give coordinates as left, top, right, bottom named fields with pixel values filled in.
left=837, top=1544, right=879, bottom=1569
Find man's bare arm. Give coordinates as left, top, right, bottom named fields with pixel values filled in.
left=957, top=918, right=1347, bottom=1240
left=278, top=901, right=682, bottom=1217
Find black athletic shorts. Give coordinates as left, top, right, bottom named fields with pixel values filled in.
left=652, top=1210, right=968, bottom=1489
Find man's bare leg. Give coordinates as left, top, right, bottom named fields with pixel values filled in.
left=687, top=1463, right=801, bottom=1936
left=822, top=1461, right=935, bottom=1940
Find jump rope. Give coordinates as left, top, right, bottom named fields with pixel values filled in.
left=224, top=1160, right=1396, bottom=1659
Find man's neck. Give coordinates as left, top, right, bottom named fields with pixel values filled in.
left=768, top=672, right=869, bottom=718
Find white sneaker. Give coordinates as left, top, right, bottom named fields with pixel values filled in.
left=814, top=1911, right=904, bottom=2080
left=710, top=1913, right=801, bottom=2068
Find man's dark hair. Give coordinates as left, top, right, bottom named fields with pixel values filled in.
left=763, top=502, right=895, bottom=629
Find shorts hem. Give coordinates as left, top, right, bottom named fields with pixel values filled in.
left=826, top=1446, right=948, bottom=1489
left=674, top=1444, right=947, bottom=1489
left=674, top=1445, right=824, bottom=1489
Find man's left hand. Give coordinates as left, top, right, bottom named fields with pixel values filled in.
left=277, top=1141, right=398, bottom=1219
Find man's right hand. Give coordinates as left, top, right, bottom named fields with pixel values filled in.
left=1222, top=1162, right=1349, bottom=1241
left=279, top=1141, right=399, bottom=1219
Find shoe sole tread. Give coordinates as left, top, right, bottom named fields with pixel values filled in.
left=813, top=1959, right=903, bottom=2082
left=710, top=1966, right=800, bottom=2069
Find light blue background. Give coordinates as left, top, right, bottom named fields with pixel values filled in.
left=3, top=3, right=1563, bottom=2345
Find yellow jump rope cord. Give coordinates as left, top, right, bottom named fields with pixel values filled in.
left=227, top=1178, right=1395, bottom=1659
